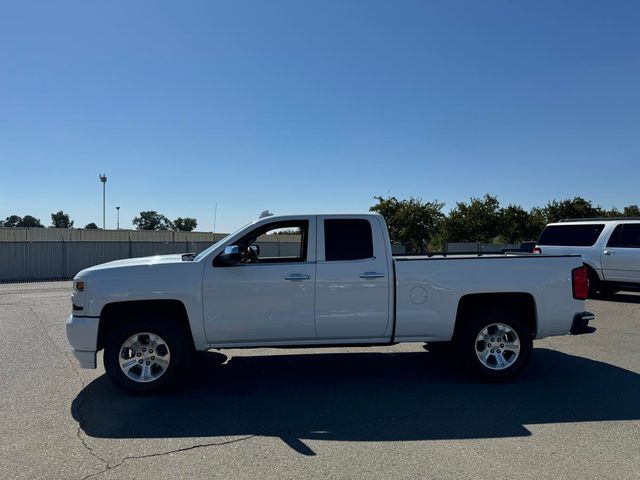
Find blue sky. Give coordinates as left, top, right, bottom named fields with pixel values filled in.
left=1, top=1, right=638, bottom=232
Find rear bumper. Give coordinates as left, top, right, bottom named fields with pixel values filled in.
left=66, top=315, right=99, bottom=369
left=570, top=311, right=595, bottom=335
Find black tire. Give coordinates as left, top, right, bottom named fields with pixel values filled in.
left=423, top=341, right=453, bottom=354
left=587, top=268, right=601, bottom=298
left=103, top=316, right=192, bottom=395
left=455, top=310, right=533, bottom=381
left=599, top=286, right=619, bottom=297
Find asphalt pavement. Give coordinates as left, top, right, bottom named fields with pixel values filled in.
left=1, top=282, right=639, bottom=480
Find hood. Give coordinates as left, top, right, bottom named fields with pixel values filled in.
left=80, top=254, right=187, bottom=273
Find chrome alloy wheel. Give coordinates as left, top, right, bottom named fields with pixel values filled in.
left=475, top=323, right=520, bottom=371
left=118, top=332, right=171, bottom=383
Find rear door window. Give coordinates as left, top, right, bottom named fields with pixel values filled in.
left=537, top=224, right=605, bottom=246
left=324, top=219, right=374, bottom=261
left=607, top=224, right=640, bottom=248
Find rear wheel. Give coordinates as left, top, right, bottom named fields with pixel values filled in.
left=588, top=268, right=601, bottom=298
left=587, top=268, right=618, bottom=297
left=599, top=286, right=619, bottom=297
left=104, top=317, right=191, bottom=394
left=455, top=311, right=533, bottom=381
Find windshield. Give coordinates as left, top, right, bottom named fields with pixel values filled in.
left=192, top=222, right=252, bottom=261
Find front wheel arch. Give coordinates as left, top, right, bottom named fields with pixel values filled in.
left=97, top=299, right=195, bottom=352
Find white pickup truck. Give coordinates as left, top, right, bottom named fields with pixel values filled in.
left=67, top=213, right=593, bottom=393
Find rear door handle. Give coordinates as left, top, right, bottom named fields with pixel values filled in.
left=285, top=274, right=311, bottom=281
left=603, top=250, right=615, bottom=256
left=359, top=272, right=385, bottom=279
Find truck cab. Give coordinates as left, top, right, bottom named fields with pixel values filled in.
left=200, top=214, right=394, bottom=346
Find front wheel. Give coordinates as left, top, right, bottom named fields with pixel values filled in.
left=104, top=318, right=191, bottom=394
left=455, top=312, right=533, bottom=381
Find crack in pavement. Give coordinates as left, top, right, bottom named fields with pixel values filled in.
left=73, top=388, right=111, bottom=469
left=78, top=435, right=257, bottom=480
left=23, top=304, right=111, bottom=474
left=76, top=396, right=451, bottom=480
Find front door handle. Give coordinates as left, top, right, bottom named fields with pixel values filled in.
left=285, top=274, right=311, bottom=281
left=603, top=250, right=615, bottom=256
left=359, top=272, right=385, bottom=279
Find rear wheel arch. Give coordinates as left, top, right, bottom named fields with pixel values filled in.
left=583, top=261, right=603, bottom=281
left=452, top=292, right=537, bottom=342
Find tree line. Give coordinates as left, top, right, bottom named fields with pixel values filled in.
left=370, top=195, right=640, bottom=252
left=0, top=210, right=199, bottom=231
left=2, top=197, right=638, bottom=242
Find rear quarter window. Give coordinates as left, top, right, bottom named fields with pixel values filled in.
left=537, top=224, right=605, bottom=247
left=607, top=224, right=640, bottom=248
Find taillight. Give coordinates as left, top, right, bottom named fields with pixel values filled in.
left=572, top=266, right=588, bottom=300
left=533, top=247, right=542, bottom=254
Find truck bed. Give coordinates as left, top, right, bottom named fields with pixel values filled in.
left=392, top=253, right=584, bottom=343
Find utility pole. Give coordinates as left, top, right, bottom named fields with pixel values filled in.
left=213, top=202, right=218, bottom=236
left=99, top=174, right=107, bottom=229
left=116, top=206, right=120, bottom=230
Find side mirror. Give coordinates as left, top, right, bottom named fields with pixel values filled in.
left=218, top=245, right=242, bottom=265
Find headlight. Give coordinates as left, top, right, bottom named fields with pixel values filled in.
left=72, top=279, right=86, bottom=311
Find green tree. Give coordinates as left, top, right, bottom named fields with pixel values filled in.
left=268, top=228, right=299, bottom=235
left=526, top=207, right=547, bottom=240
left=370, top=196, right=445, bottom=252
left=442, top=194, right=502, bottom=243
left=603, top=205, right=640, bottom=217
left=623, top=204, right=640, bottom=217
left=605, top=207, right=623, bottom=217
left=172, top=217, right=198, bottom=231
left=51, top=210, right=74, bottom=228
left=542, top=197, right=602, bottom=223
left=84, top=223, right=99, bottom=229
left=132, top=211, right=173, bottom=230
left=498, top=204, right=531, bottom=243
left=1, top=215, right=23, bottom=227
left=19, top=215, right=44, bottom=227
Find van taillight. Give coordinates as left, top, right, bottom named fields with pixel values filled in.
left=572, top=266, right=588, bottom=300
left=533, top=247, right=542, bottom=254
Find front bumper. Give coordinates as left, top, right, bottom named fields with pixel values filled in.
left=66, top=315, right=99, bottom=369
left=570, top=311, right=595, bottom=335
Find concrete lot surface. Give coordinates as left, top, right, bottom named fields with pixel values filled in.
left=1, top=282, right=639, bottom=480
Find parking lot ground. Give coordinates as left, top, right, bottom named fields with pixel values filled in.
left=1, top=281, right=639, bottom=480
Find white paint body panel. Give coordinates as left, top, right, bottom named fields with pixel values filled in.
left=66, top=213, right=588, bottom=369
left=203, top=262, right=317, bottom=343
left=70, top=255, right=208, bottom=350
left=394, top=255, right=584, bottom=341
left=314, top=215, right=392, bottom=340
left=602, top=246, right=640, bottom=282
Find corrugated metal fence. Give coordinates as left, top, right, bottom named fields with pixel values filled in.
left=0, top=228, right=301, bottom=283
left=1, top=228, right=522, bottom=283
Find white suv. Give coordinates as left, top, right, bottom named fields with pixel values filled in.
left=535, top=218, right=640, bottom=296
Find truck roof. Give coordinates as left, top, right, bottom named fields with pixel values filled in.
left=556, top=217, right=640, bottom=223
